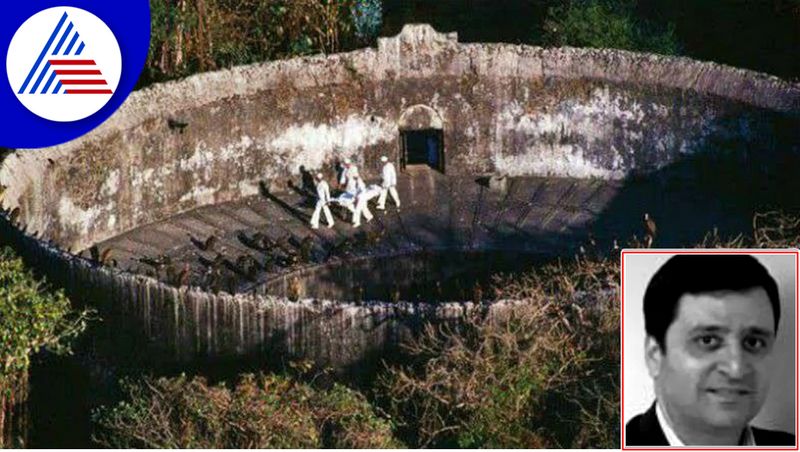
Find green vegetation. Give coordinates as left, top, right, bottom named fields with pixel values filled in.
left=19, top=210, right=798, bottom=448
left=92, top=373, right=403, bottom=448
left=379, top=254, right=620, bottom=448
left=142, top=0, right=380, bottom=87
left=0, top=247, right=93, bottom=447
left=91, top=250, right=622, bottom=448
left=542, top=0, right=680, bottom=55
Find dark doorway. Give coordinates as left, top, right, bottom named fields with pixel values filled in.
left=401, top=129, right=444, bottom=172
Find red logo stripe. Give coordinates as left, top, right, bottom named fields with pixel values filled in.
left=65, top=89, right=113, bottom=94
left=60, top=79, right=108, bottom=85
left=54, top=69, right=102, bottom=75
left=48, top=59, right=96, bottom=65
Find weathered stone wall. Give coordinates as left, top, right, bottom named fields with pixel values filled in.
left=1, top=24, right=797, bottom=252
left=0, top=216, right=515, bottom=370
left=0, top=24, right=798, bottom=369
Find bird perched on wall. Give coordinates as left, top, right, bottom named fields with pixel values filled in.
left=389, top=285, right=400, bottom=303
left=89, top=245, right=99, bottom=262
left=299, top=236, right=314, bottom=263
left=262, top=254, right=276, bottom=274
left=140, top=254, right=170, bottom=278
left=287, top=277, right=301, bottom=301
left=212, top=252, right=226, bottom=270
left=643, top=213, right=657, bottom=248
left=472, top=282, right=483, bottom=304
left=90, top=245, right=112, bottom=265
left=191, top=234, right=217, bottom=251
left=178, top=263, right=191, bottom=287
left=9, top=207, right=20, bottom=225
left=203, top=267, right=222, bottom=292
left=165, top=264, right=178, bottom=284
left=167, top=118, right=189, bottom=133
left=226, top=274, right=238, bottom=294
left=242, top=232, right=268, bottom=251
left=235, top=255, right=260, bottom=281
left=100, top=248, right=113, bottom=266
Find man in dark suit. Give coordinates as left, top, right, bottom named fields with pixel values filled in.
left=625, top=254, right=796, bottom=446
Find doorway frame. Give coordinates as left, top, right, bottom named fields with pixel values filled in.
left=400, top=128, right=445, bottom=173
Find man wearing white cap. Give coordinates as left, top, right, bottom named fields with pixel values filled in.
left=352, top=175, right=374, bottom=228
left=377, top=155, right=400, bottom=210
left=339, top=157, right=360, bottom=196
left=310, top=173, right=334, bottom=229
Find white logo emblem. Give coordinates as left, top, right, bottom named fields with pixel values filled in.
left=6, top=7, right=122, bottom=122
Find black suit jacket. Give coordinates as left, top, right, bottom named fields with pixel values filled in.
left=626, top=402, right=796, bottom=446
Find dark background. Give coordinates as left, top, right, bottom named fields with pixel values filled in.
left=382, top=0, right=800, bottom=81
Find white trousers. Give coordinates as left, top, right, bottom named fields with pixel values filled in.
left=352, top=196, right=373, bottom=227
left=310, top=200, right=334, bottom=228
left=378, top=185, right=400, bottom=209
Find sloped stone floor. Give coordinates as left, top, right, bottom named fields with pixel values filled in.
left=91, top=167, right=621, bottom=295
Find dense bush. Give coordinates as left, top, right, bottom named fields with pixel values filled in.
left=143, top=0, right=377, bottom=87
left=379, top=254, right=621, bottom=448
left=0, top=247, right=92, bottom=447
left=352, top=0, right=383, bottom=42
left=92, top=373, right=403, bottom=448
left=542, top=0, right=680, bottom=55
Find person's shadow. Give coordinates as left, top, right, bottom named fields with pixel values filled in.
left=298, top=165, right=316, bottom=194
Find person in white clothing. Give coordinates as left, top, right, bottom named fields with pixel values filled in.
left=352, top=176, right=374, bottom=228
left=339, top=158, right=360, bottom=196
left=377, top=155, right=400, bottom=210
left=310, top=173, right=334, bottom=229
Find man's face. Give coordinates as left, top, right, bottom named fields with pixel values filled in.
left=646, top=287, right=776, bottom=436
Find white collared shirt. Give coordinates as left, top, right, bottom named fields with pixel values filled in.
left=656, top=402, right=755, bottom=446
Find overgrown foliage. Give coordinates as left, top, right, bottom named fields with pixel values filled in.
left=542, top=0, right=680, bottom=55
left=92, top=373, right=403, bottom=448
left=39, top=211, right=800, bottom=448
left=352, top=0, right=383, bottom=42
left=379, top=252, right=621, bottom=448
left=0, top=247, right=93, bottom=447
left=143, top=0, right=377, bottom=87
left=697, top=210, right=800, bottom=250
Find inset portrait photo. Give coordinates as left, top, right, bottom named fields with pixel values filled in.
left=622, top=250, right=798, bottom=448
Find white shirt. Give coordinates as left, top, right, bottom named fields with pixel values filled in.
left=316, top=180, right=331, bottom=203
left=381, top=162, right=397, bottom=187
left=656, top=402, right=755, bottom=446
left=340, top=165, right=360, bottom=194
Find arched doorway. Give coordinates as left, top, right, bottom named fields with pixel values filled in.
left=398, top=105, right=445, bottom=173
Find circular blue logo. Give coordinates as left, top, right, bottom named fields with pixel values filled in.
left=1, top=1, right=149, bottom=148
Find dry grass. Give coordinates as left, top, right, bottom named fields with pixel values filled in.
left=378, top=210, right=800, bottom=448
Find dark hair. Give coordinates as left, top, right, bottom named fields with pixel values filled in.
left=643, top=254, right=780, bottom=351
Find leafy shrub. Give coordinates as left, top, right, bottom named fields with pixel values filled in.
left=0, top=247, right=93, bottom=447
left=543, top=0, right=679, bottom=55
left=143, top=0, right=365, bottom=87
left=93, top=373, right=402, bottom=448
left=352, top=0, right=383, bottom=43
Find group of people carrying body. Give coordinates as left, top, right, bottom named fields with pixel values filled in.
left=310, top=155, right=401, bottom=229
